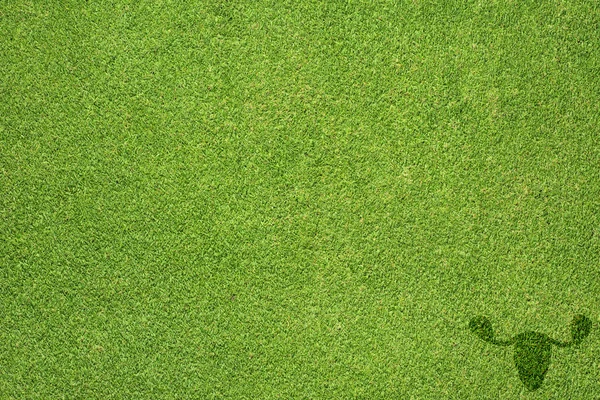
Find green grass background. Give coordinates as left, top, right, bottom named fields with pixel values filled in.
left=1, top=0, right=600, bottom=398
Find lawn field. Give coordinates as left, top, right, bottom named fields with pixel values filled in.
left=1, top=0, right=600, bottom=398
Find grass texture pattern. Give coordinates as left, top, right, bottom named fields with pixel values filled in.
left=1, top=0, right=600, bottom=398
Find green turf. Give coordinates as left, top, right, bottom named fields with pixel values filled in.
left=1, top=0, right=600, bottom=398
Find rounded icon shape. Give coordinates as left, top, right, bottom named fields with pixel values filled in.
left=469, top=316, right=495, bottom=343
left=514, top=331, right=552, bottom=391
left=571, top=314, right=592, bottom=344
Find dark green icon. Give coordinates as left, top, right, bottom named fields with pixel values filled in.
left=469, top=314, right=592, bottom=391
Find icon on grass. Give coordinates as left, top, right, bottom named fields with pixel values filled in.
left=469, top=314, right=592, bottom=391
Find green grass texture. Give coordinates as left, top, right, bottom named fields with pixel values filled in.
left=1, top=0, right=599, bottom=398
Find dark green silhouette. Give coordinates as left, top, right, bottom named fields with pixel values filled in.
left=469, top=314, right=592, bottom=391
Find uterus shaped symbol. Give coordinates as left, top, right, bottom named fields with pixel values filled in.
left=469, top=314, right=592, bottom=391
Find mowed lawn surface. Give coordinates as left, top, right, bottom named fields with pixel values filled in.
left=1, top=0, right=600, bottom=398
